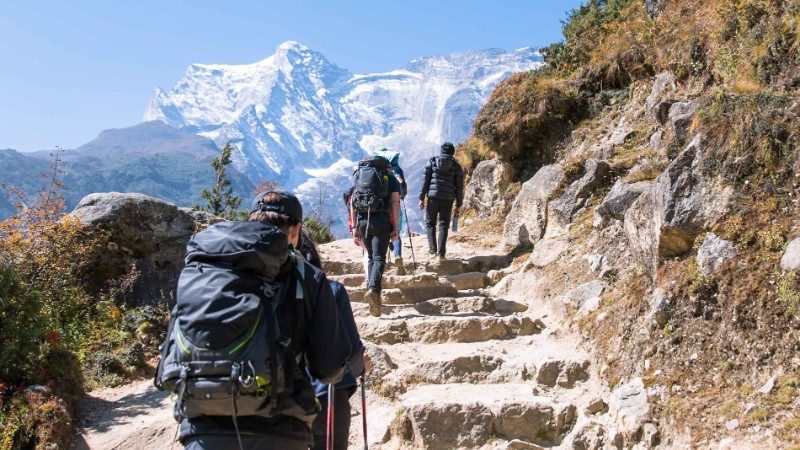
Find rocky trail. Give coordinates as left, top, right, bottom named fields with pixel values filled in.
left=73, top=234, right=643, bottom=449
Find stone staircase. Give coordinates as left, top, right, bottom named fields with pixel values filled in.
left=326, top=251, right=602, bottom=449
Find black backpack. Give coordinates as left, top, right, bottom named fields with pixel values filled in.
left=154, top=221, right=312, bottom=430
left=352, top=156, right=391, bottom=213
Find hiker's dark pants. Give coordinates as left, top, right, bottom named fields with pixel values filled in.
left=425, top=198, right=454, bottom=257
left=357, top=219, right=391, bottom=293
left=311, top=388, right=353, bottom=450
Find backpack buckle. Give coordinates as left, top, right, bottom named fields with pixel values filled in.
left=239, top=361, right=256, bottom=388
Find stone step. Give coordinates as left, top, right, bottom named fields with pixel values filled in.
left=321, top=259, right=364, bottom=276
left=330, top=272, right=443, bottom=290
left=440, top=271, right=490, bottom=290
left=379, top=347, right=591, bottom=391
left=391, top=384, right=577, bottom=449
left=424, top=258, right=465, bottom=275
left=347, top=284, right=459, bottom=305
left=463, top=254, right=513, bottom=273
left=358, top=315, right=545, bottom=344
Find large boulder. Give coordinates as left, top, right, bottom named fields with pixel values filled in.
left=646, top=72, right=676, bottom=122
left=548, top=159, right=611, bottom=235
left=503, top=164, right=565, bottom=250
left=696, top=233, right=737, bottom=276
left=624, top=135, right=733, bottom=275
left=596, top=179, right=651, bottom=222
left=71, top=192, right=204, bottom=304
left=463, top=158, right=515, bottom=218
left=608, top=378, right=651, bottom=446
left=781, top=238, right=800, bottom=271
left=663, top=101, right=699, bottom=157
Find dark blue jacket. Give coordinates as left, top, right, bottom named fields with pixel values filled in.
left=314, top=281, right=365, bottom=397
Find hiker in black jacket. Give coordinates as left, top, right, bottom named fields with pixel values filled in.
left=180, top=191, right=351, bottom=450
left=419, top=142, right=464, bottom=259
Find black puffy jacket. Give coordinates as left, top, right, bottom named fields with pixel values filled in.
left=419, top=154, right=464, bottom=207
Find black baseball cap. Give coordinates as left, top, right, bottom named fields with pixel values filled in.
left=250, top=190, right=303, bottom=223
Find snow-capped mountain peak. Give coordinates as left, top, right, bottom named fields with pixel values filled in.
left=143, top=42, right=543, bottom=232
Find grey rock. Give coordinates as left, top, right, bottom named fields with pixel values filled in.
left=758, top=375, right=777, bottom=394
left=572, top=421, right=606, bottom=450
left=24, top=384, right=52, bottom=394
left=781, top=238, right=800, bottom=271
left=563, top=280, right=609, bottom=310
left=624, top=135, right=733, bottom=275
left=586, top=397, right=608, bottom=415
left=503, top=164, right=565, bottom=250
left=725, top=419, right=740, bottom=431
left=526, top=238, right=569, bottom=269
left=463, top=158, right=515, bottom=218
left=657, top=135, right=732, bottom=255
left=667, top=101, right=699, bottom=148
left=646, top=72, right=676, bottom=118
left=179, top=207, right=223, bottom=227
left=70, top=192, right=198, bottom=304
left=493, top=402, right=577, bottom=446
left=596, top=179, right=651, bottom=222
left=407, top=402, right=494, bottom=448
left=646, top=0, right=667, bottom=17
left=464, top=254, right=512, bottom=272
left=697, top=233, right=737, bottom=276
left=648, top=288, right=671, bottom=327
left=624, top=186, right=660, bottom=275
left=649, top=129, right=664, bottom=150
left=642, top=422, right=661, bottom=447
left=557, top=360, right=590, bottom=388
left=536, top=360, right=563, bottom=387
left=609, top=378, right=650, bottom=439
left=550, top=159, right=612, bottom=228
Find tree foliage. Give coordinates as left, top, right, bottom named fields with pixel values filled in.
left=197, top=143, right=243, bottom=220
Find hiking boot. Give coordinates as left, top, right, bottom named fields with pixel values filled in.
left=364, top=289, right=382, bottom=317
left=437, top=254, right=447, bottom=261
left=395, top=256, right=406, bottom=275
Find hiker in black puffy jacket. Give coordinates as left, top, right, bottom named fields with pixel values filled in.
left=419, top=142, right=464, bottom=259
left=180, top=191, right=351, bottom=450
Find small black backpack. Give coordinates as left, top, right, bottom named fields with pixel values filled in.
left=155, top=221, right=312, bottom=433
left=352, top=156, right=391, bottom=213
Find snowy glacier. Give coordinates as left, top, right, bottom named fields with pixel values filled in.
left=144, top=41, right=543, bottom=235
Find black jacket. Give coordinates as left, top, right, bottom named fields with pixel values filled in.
left=180, top=260, right=351, bottom=445
left=419, top=154, right=464, bottom=207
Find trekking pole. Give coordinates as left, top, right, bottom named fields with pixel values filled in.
left=401, top=200, right=417, bottom=271
left=327, top=385, right=335, bottom=450
left=360, top=375, right=368, bottom=450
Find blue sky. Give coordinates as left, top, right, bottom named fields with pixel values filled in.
left=0, top=0, right=584, bottom=151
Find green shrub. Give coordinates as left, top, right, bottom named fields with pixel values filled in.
left=303, top=216, right=335, bottom=244
left=0, top=266, right=49, bottom=385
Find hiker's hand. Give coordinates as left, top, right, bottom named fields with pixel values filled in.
left=390, top=229, right=399, bottom=241
left=363, top=354, right=373, bottom=376
left=418, top=200, right=424, bottom=210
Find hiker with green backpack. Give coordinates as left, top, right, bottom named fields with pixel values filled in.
left=349, top=155, right=402, bottom=317
left=155, top=191, right=352, bottom=450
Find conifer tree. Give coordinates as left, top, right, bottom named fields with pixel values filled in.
left=197, top=143, right=242, bottom=220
